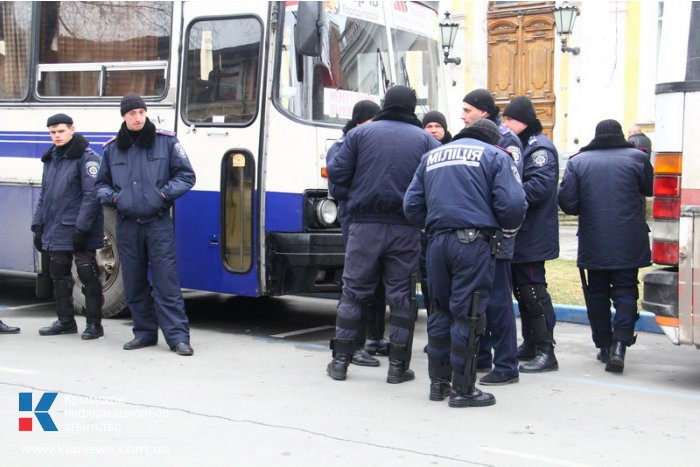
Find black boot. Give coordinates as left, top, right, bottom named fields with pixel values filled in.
left=41, top=274, right=76, bottom=336
left=519, top=343, right=558, bottom=373
left=351, top=347, right=380, bottom=366
left=448, top=373, right=495, bottom=408
left=327, top=338, right=355, bottom=381
left=387, top=343, right=415, bottom=384
left=597, top=344, right=611, bottom=364
left=428, top=358, right=451, bottom=401
left=605, top=341, right=626, bottom=373
left=39, top=320, right=77, bottom=336
left=516, top=341, right=538, bottom=361
left=81, top=279, right=104, bottom=340
left=82, top=321, right=104, bottom=340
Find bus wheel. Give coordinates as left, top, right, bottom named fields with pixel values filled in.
left=72, top=209, right=127, bottom=318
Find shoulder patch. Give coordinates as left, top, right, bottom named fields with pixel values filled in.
left=506, top=145, right=521, bottom=163
left=532, top=149, right=548, bottom=167
left=174, top=142, right=188, bottom=159
left=156, top=128, right=177, bottom=137
left=85, top=160, right=100, bottom=178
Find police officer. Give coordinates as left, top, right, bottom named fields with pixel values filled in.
left=422, top=110, right=452, bottom=144
left=404, top=119, right=527, bottom=407
left=559, top=119, right=653, bottom=373
left=31, top=113, right=104, bottom=340
left=462, top=89, right=524, bottom=384
left=502, top=96, right=560, bottom=373
left=326, top=86, right=440, bottom=383
left=326, top=100, right=387, bottom=366
left=96, top=94, right=196, bottom=356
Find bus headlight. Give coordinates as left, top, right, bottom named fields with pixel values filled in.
left=315, top=199, right=338, bottom=226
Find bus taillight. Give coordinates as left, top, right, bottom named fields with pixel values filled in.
left=652, top=241, right=679, bottom=264
left=651, top=152, right=682, bottom=266
left=652, top=197, right=680, bottom=219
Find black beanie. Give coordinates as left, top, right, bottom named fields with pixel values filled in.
left=120, top=94, right=147, bottom=116
left=382, top=85, right=417, bottom=112
left=46, top=113, right=73, bottom=127
left=462, top=118, right=501, bottom=146
left=351, top=100, right=380, bottom=125
left=342, top=100, right=381, bottom=134
left=422, top=111, right=448, bottom=131
left=594, top=119, right=624, bottom=138
left=463, top=89, right=499, bottom=121
left=503, top=96, right=537, bottom=126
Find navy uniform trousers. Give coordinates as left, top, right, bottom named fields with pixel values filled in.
left=116, top=215, right=190, bottom=346
left=585, top=268, right=639, bottom=347
left=335, top=223, right=419, bottom=346
left=478, top=259, right=518, bottom=376
left=426, top=232, right=495, bottom=373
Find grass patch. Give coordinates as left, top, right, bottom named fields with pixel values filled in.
left=546, top=258, right=658, bottom=307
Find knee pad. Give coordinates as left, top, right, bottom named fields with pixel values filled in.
left=49, top=258, right=72, bottom=281
left=515, top=284, right=548, bottom=308
left=76, top=262, right=101, bottom=287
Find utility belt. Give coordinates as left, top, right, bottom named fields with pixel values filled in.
left=454, top=228, right=504, bottom=256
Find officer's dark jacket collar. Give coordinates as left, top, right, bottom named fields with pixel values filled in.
left=516, top=119, right=543, bottom=147
left=115, top=117, right=156, bottom=151
left=41, top=133, right=90, bottom=162
left=579, top=135, right=635, bottom=153
left=452, top=126, right=493, bottom=145
left=372, top=107, right=423, bottom=128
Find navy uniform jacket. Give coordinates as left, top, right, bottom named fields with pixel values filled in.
left=326, top=137, right=348, bottom=202
left=96, top=128, right=195, bottom=222
left=327, top=119, right=440, bottom=226
left=497, top=125, right=524, bottom=260
left=512, top=133, right=560, bottom=263
left=403, top=137, right=527, bottom=235
left=558, top=146, right=653, bottom=269
left=32, top=133, right=104, bottom=251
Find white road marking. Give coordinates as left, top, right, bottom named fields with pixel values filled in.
left=480, top=447, right=594, bottom=467
left=4, top=302, right=55, bottom=311
left=0, top=366, right=36, bottom=375
left=270, top=325, right=334, bottom=338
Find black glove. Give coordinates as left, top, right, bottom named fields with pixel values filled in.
left=73, top=231, right=88, bottom=252
left=33, top=231, right=43, bottom=252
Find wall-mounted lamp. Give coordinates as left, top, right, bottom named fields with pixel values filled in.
left=439, top=12, right=461, bottom=65
left=553, top=2, right=580, bottom=55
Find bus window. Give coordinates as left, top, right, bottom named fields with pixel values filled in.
left=183, top=17, right=262, bottom=125
left=0, top=2, right=32, bottom=100
left=277, top=3, right=386, bottom=124
left=36, top=1, right=172, bottom=98
left=222, top=151, right=255, bottom=272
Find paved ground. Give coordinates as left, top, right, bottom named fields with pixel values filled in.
left=1, top=272, right=698, bottom=467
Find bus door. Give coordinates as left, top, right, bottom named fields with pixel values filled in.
left=175, top=3, right=267, bottom=296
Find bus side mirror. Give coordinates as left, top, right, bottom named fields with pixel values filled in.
left=295, top=1, right=322, bottom=57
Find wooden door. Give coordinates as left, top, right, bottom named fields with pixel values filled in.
left=487, top=2, right=555, bottom=139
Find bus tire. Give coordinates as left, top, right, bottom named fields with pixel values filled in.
left=72, top=208, right=128, bottom=318
left=35, top=252, right=53, bottom=299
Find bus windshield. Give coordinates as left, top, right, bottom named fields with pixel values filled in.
left=276, top=1, right=440, bottom=125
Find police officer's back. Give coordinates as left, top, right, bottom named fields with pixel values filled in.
left=404, top=119, right=526, bottom=407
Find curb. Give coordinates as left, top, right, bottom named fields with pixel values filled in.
left=416, top=293, right=662, bottom=334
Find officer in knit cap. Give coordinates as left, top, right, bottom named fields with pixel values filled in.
left=422, top=111, right=452, bottom=144
left=462, top=90, right=524, bottom=384
left=502, top=96, right=560, bottom=373
left=559, top=119, right=653, bottom=373
left=96, top=95, right=196, bottom=356
left=404, top=117, right=526, bottom=407
left=326, top=86, right=440, bottom=383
